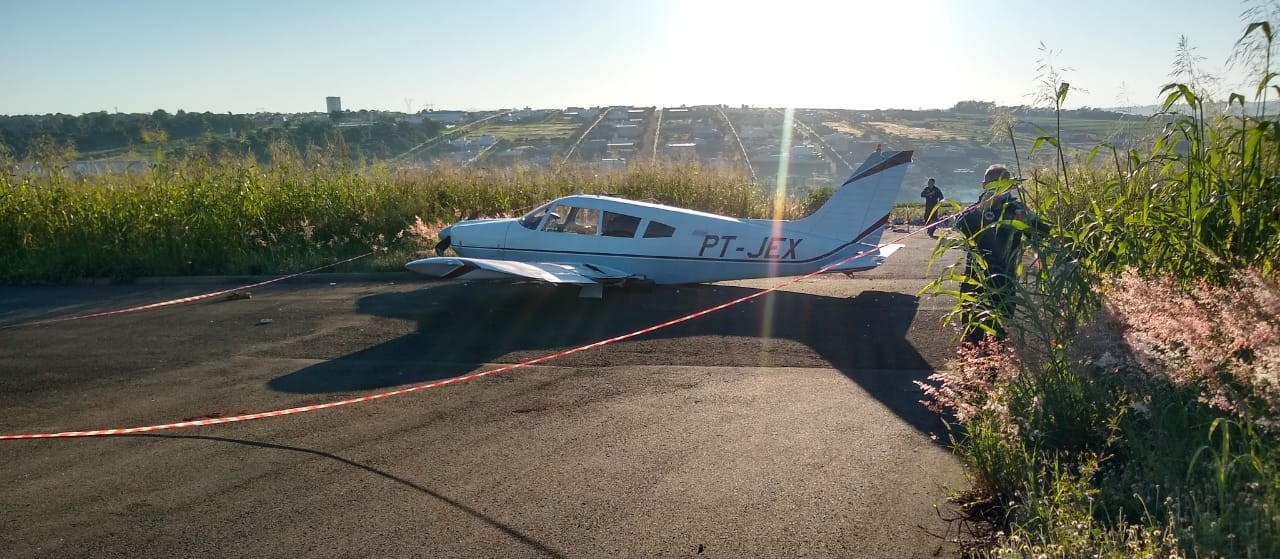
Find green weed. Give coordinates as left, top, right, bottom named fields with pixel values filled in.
left=0, top=151, right=771, bottom=282
left=920, top=15, right=1280, bottom=558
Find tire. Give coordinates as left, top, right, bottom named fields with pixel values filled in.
left=625, top=278, right=656, bottom=292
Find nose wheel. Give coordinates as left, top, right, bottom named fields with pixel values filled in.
left=434, top=236, right=452, bottom=256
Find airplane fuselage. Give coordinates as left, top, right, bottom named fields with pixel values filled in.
left=408, top=149, right=912, bottom=291
left=442, top=195, right=887, bottom=285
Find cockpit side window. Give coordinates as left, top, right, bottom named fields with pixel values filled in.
left=643, top=220, right=676, bottom=238
left=601, top=211, right=641, bottom=238
left=541, top=205, right=570, bottom=232
left=542, top=204, right=599, bottom=235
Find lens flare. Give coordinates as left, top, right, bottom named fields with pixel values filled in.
left=759, top=107, right=796, bottom=349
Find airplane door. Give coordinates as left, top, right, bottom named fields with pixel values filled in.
left=498, top=220, right=512, bottom=257
left=507, top=202, right=607, bottom=257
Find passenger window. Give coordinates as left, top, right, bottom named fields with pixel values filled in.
left=543, top=205, right=599, bottom=235
left=643, top=220, right=675, bottom=238
left=602, top=211, right=641, bottom=238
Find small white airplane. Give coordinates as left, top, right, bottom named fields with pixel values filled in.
left=406, top=148, right=913, bottom=297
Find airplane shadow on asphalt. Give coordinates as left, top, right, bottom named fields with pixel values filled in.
left=268, top=281, right=949, bottom=437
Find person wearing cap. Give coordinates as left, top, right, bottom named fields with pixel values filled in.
left=954, top=164, right=1048, bottom=343
left=920, top=177, right=944, bottom=237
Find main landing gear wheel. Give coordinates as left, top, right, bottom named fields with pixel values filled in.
left=624, top=278, right=656, bottom=292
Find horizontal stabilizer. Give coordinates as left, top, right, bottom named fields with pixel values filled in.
left=825, top=243, right=905, bottom=273
left=878, top=243, right=905, bottom=258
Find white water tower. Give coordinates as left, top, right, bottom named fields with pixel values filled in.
left=326, top=96, right=342, bottom=113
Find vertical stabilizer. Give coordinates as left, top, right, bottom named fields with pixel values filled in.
left=790, top=149, right=912, bottom=243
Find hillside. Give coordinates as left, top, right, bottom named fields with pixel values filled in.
left=2, top=104, right=1162, bottom=202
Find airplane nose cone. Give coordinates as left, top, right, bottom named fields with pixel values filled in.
left=435, top=225, right=453, bottom=256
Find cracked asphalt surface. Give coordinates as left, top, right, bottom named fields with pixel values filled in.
left=0, top=232, right=970, bottom=558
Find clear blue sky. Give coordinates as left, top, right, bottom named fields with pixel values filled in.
left=0, top=0, right=1258, bottom=115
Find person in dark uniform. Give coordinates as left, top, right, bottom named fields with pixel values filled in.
left=954, top=165, right=1048, bottom=343
left=920, top=177, right=944, bottom=237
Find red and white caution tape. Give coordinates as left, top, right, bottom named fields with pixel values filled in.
left=1, top=211, right=971, bottom=440
left=1, top=252, right=375, bottom=331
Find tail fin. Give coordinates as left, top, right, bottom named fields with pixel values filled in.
left=790, top=149, right=912, bottom=243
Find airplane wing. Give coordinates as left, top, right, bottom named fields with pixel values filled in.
left=405, top=257, right=632, bottom=290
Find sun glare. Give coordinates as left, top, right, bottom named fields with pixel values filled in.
left=660, top=1, right=941, bottom=109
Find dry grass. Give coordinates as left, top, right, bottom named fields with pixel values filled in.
left=864, top=121, right=964, bottom=140
left=819, top=121, right=868, bottom=137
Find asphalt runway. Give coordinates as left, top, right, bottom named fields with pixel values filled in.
left=0, top=232, right=970, bottom=558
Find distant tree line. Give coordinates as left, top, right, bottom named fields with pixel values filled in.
left=0, top=109, right=445, bottom=162
left=950, top=100, right=1131, bottom=119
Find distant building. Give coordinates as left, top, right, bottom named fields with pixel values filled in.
left=665, top=143, right=698, bottom=159
left=613, top=124, right=641, bottom=139
left=326, top=96, right=342, bottom=113
left=508, top=108, right=551, bottom=122
left=447, top=134, right=496, bottom=149
left=692, top=121, right=719, bottom=138
left=563, top=107, right=600, bottom=119
left=790, top=144, right=821, bottom=162
left=425, top=110, right=468, bottom=125
left=495, top=146, right=529, bottom=158
left=822, top=132, right=855, bottom=152
left=606, top=142, right=636, bottom=158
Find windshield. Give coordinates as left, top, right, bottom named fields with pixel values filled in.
left=518, top=202, right=554, bottom=230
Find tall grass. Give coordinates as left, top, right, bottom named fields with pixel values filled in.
left=920, top=17, right=1280, bottom=559
left=0, top=149, right=772, bottom=282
